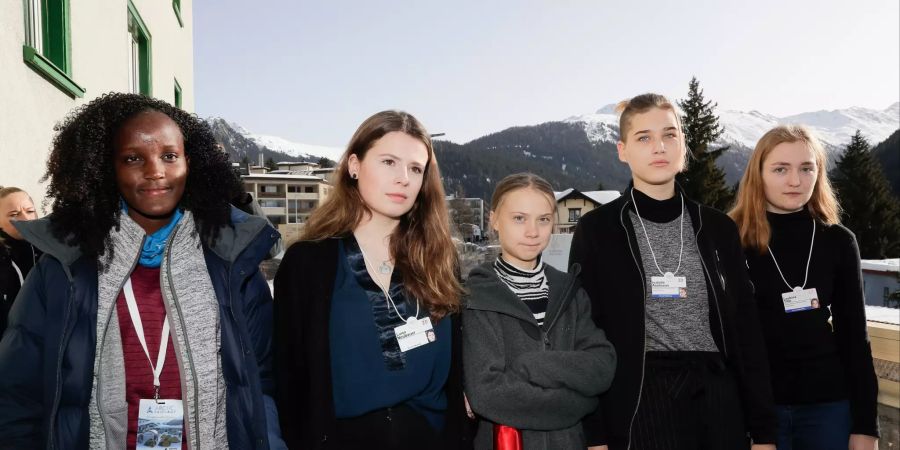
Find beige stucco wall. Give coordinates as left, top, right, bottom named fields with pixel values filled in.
left=0, top=0, right=193, bottom=211
left=556, top=197, right=599, bottom=230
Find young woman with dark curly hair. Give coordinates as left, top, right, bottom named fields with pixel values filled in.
left=273, top=110, right=472, bottom=450
left=0, top=92, right=286, bottom=449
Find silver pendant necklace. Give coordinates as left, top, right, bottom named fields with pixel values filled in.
left=378, top=260, right=392, bottom=274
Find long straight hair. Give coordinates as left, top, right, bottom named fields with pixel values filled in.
left=301, top=110, right=462, bottom=319
left=729, top=125, right=841, bottom=254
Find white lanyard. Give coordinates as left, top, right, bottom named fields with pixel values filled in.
left=10, top=260, right=24, bottom=286
left=10, top=245, right=37, bottom=286
left=123, top=277, right=170, bottom=399
left=357, top=244, right=419, bottom=322
left=631, top=190, right=685, bottom=276
left=767, top=219, right=816, bottom=291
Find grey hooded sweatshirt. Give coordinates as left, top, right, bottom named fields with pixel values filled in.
left=463, top=261, right=616, bottom=450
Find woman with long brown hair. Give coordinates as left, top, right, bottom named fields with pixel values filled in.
left=730, top=125, right=879, bottom=450
left=273, top=110, right=470, bottom=450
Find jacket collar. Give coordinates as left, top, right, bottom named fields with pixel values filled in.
left=620, top=181, right=704, bottom=236
left=14, top=206, right=278, bottom=269
left=14, top=216, right=81, bottom=268
left=205, top=207, right=278, bottom=264
left=465, top=260, right=579, bottom=327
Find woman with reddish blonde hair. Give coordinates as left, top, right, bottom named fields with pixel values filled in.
left=730, top=125, right=879, bottom=450
left=273, top=110, right=470, bottom=450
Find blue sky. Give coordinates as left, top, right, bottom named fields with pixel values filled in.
left=194, top=0, right=899, bottom=147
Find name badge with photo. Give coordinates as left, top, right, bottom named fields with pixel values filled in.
left=782, top=287, right=820, bottom=313
left=137, top=399, right=184, bottom=449
left=394, top=317, right=435, bottom=352
left=650, top=272, right=687, bottom=299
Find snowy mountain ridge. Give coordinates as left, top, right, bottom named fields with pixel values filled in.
left=207, top=117, right=346, bottom=163
left=246, top=133, right=346, bottom=163
left=565, top=102, right=900, bottom=151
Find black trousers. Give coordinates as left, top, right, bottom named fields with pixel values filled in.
left=630, top=351, right=750, bottom=450
left=331, top=404, right=440, bottom=450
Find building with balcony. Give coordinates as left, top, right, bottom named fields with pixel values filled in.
left=242, top=173, right=332, bottom=245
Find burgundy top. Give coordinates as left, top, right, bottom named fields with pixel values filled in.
left=115, top=265, right=186, bottom=449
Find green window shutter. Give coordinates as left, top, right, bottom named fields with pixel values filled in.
left=172, top=0, right=183, bottom=27
left=127, top=0, right=152, bottom=96
left=174, top=78, right=182, bottom=108
left=40, top=0, right=69, bottom=72
left=22, top=0, right=83, bottom=98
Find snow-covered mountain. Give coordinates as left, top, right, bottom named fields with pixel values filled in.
left=245, top=133, right=345, bottom=163
left=565, top=102, right=900, bottom=152
left=208, top=117, right=345, bottom=163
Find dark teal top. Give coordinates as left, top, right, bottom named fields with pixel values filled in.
left=329, top=237, right=451, bottom=430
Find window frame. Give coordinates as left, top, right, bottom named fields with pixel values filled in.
left=172, top=0, right=183, bottom=27
left=568, top=208, right=582, bottom=223
left=174, top=78, right=182, bottom=108
left=22, top=0, right=85, bottom=98
left=127, top=0, right=152, bottom=96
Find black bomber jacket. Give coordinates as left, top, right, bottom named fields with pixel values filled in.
left=569, top=184, right=777, bottom=449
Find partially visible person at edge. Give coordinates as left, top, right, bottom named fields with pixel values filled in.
left=462, top=172, right=617, bottom=450
left=0, top=187, right=41, bottom=338
left=729, top=125, right=879, bottom=450
left=569, top=93, right=777, bottom=450
left=273, top=110, right=472, bottom=449
left=0, top=93, right=287, bottom=449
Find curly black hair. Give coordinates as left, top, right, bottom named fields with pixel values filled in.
left=43, top=92, right=243, bottom=259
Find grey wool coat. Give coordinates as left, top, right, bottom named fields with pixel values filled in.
left=462, top=261, right=616, bottom=450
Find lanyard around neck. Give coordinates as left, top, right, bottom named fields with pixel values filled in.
left=10, top=245, right=38, bottom=286
left=767, top=219, right=816, bottom=291
left=123, top=277, right=170, bottom=399
left=630, top=189, right=686, bottom=276
left=356, top=243, right=419, bottom=322
left=10, top=260, right=23, bottom=286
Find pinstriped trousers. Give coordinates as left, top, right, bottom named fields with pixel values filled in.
left=630, top=351, right=750, bottom=450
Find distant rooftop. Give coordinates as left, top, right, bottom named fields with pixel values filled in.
left=861, top=258, right=900, bottom=274
left=242, top=173, right=327, bottom=181
left=554, top=188, right=621, bottom=204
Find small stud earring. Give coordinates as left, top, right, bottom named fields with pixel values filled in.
left=351, top=173, right=358, bottom=179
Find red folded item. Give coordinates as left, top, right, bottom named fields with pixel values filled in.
left=493, top=424, right=523, bottom=450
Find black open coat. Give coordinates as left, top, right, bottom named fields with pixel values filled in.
left=569, top=185, right=777, bottom=449
left=273, top=237, right=473, bottom=449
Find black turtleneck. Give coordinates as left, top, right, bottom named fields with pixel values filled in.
left=744, top=207, right=880, bottom=437
left=631, top=187, right=682, bottom=223
left=1, top=229, right=42, bottom=336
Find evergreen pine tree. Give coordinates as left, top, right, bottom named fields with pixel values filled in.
left=676, top=77, right=733, bottom=210
left=830, top=130, right=900, bottom=258
left=317, top=156, right=335, bottom=168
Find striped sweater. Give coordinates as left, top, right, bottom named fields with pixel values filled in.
left=494, top=256, right=550, bottom=327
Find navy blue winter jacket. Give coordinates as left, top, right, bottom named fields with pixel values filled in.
left=0, top=207, right=283, bottom=449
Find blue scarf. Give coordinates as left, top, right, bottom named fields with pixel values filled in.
left=121, top=201, right=184, bottom=268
